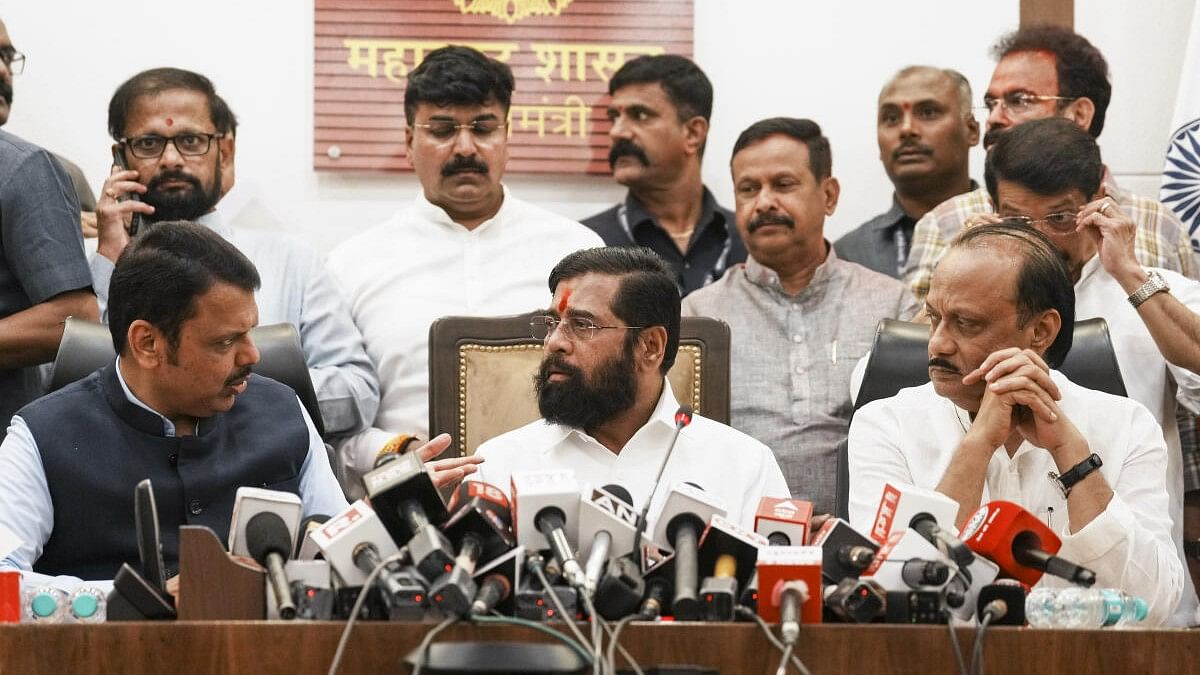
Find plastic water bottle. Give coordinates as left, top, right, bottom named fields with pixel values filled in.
left=24, top=587, right=68, bottom=623
left=1025, top=587, right=1147, bottom=628
left=1113, top=594, right=1149, bottom=628
left=68, top=587, right=106, bottom=623
left=1024, top=586, right=1057, bottom=627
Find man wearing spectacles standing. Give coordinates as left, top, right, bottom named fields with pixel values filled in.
left=904, top=25, right=1195, bottom=302
left=0, top=17, right=98, bottom=441
left=92, top=68, right=380, bottom=454
left=984, top=118, right=1200, bottom=624
left=473, top=246, right=789, bottom=528
left=326, top=46, right=601, bottom=495
left=681, top=118, right=916, bottom=514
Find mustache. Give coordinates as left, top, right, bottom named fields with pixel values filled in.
left=225, top=366, right=253, bottom=387
left=747, top=212, right=795, bottom=233
left=146, top=169, right=202, bottom=193
left=0, top=80, right=11, bottom=106
left=893, top=140, right=933, bottom=159
left=441, top=155, right=489, bottom=176
left=537, top=353, right=583, bottom=386
left=927, top=358, right=961, bottom=374
left=608, top=138, right=650, bottom=169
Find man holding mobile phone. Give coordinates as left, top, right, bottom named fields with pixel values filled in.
left=92, top=68, right=380, bottom=448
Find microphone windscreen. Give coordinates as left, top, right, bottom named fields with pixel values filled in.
left=246, top=512, right=293, bottom=564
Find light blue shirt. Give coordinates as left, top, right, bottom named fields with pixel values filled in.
left=0, top=358, right=349, bottom=591
left=89, top=210, right=380, bottom=437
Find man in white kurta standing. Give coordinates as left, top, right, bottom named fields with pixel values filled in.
left=327, top=46, right=602, bottom=495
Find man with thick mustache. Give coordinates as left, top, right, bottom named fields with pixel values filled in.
left=682, top=118, right=916, bottom=514
left=92, top=68, right=380, bottom=460
left=327, top=46, right=601, bottom=496
left=472, top=246, right=788, bottom=529
left=835, top=66, right=979, bottom=278
left=849, top=221, right=1184, bottom=626
left=0, top=222, right=348, bottom=587
left=582, top=55, right=745, bottom=296
left=903, top=25, right=1194, bottom=303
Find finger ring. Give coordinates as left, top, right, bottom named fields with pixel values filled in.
left=1100, top=202, right=1110, bottom=216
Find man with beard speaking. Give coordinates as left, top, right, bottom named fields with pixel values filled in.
left=471, top=247, right=789, bottom=528
left=90, top=68, right=379, bottom=444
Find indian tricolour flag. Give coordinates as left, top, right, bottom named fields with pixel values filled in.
left=1162, top=1, right=1200, bottom=253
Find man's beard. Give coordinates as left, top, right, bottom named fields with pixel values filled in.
left=144, top=168, right=222, bottom=222
left=535, top=344, right=638, bottom=430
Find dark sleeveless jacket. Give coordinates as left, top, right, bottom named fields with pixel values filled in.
left=21, top=361, right=309, bottom=580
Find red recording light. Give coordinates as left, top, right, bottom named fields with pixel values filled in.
left=536, top=598, right=544, bottom=607
left=445, top=563, right=453, bottom=573
left=705, top=594, right=713, bottom=602
left=546, top=609, right=556, bottom=617
left=414, top=594, right=423, bottom=603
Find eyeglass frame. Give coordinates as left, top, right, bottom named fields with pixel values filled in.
left=977, top=92, right=1077, bottom=117
left=1006, top=211, right=1080, bottom=234
left=410, top=120, right=507, bottom=144
left=118, top=132, right=226, bottom=159
left=529, top=315, right=646, bottom=342
left=0, top=47, right=25, bottom=75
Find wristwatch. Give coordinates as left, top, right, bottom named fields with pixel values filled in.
left=1128, top=270, right=1171, bottom=308
left=1049, top=453, right=1103, bottom=498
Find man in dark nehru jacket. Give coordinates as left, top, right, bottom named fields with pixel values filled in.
left=0, top=222, right=348, bottom=588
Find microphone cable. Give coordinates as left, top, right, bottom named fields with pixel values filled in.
left=528, top=554, right=596, bottom=658
left=604, top=614, right=645, bottom=675
left=326, top=549, right=408, bottom=675
left=734, top=605, right=813, bottom=675
left=970, top=601, right=1005, bottom=675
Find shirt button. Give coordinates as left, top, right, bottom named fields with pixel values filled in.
left=791, top=334, right=803, bottom=343
left=189, top=500, right=203, bottom=516
left=168, top=453, right=178, bottom=467
left=795, top=366, right=804, bottom=375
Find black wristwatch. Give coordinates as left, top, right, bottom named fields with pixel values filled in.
left=1050, top=453, right=1103, bottom=498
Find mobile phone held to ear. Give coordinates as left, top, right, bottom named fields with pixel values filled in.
left=111, top=146, right=144, bottom=236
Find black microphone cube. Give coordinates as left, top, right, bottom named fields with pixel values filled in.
left=430, top=566, right=477, bottom=617
left=699, top=576, right=737, bottom=621
left=516, top=585, right=579, bottom=622
left=409, top=524, right=457, bottom=582
left=883, top=590, right=947, bottom=624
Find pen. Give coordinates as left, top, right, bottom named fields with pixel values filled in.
left=830, top=339, right=838, bottom=365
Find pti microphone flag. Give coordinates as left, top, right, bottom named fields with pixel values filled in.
left=1161, top=0, right=1200, bottom=251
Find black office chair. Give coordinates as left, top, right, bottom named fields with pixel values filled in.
left=47, top=318, right=325, bottom=435
left=833, top=317, right=1126, bottom=519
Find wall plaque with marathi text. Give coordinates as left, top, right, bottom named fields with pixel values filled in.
left=314, top=0, right=694, bottom=174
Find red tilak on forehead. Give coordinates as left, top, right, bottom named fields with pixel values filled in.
left=166, top=118, right=173, bottom=126
left=558, top=288, right=572, bottom=313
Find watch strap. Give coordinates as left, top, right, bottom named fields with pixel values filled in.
left=1053, top=452, right=1103, bottom=497
left=1128, top=270, right=1170, bottom=308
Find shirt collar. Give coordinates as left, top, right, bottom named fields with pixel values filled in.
left=623, top=187, right=726, bottom=237
left=114, top=356, right=180, bottom=437
left=742, top=242, right=838, bottom=297
left=412, top=185, right=511, bottom=235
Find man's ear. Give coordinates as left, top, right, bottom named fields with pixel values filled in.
left=638, top=326, right=669, bottom=373
left=965, top=114, right=981, bottom=147
left=126, top=320, right=167, bottom=368
left=683, top=116, right=708, bottom=158
left=1064, top=97, right=1096, bottom=135
left=1030, top=309, right=1062, bottom=359
left=822, top=176, right=841, bottom=216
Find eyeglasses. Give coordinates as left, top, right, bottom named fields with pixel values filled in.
left=1008, top=211, right=1079, bottom=233
left=119, top=133, right=225, bottom=159
left=530, top=315, right=645, bottom=342
left=0, top=47, right=25, bottom=75
left=979, top=92, right=1076, bottom=117
left=412, top=120, right=506, bottom=144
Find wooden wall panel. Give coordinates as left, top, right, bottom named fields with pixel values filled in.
left=313, top=0, right=694, bottom=175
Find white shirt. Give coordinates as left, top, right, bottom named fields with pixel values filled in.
left=1074, top=255, right=1200, bottom=624
left=848, top=373, right=1184, bottom=626
left=473, top=380, right=791, bottom=532
left=327, top=187, right=603, bottom=494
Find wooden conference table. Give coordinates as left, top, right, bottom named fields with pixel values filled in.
left=0, top=621, right=1197, bottom=674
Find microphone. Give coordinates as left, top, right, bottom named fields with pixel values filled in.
left=775, top=580, right=810, bottom=646
left=652, top=482, right=727, bottom=620
left=472, top=545, right=525, bottom=617
left=755, top=545, right=822, bottom=625
left=630, top=406, right=693, bottom=558
left=860, top=529, right=956, bottom=593
left=245, top=512, right=298, bottom=620
left=511, top=470, right=586, bottom=589
left=295, top=514, right=331, bottom=560
left=976, top=580, right=1027, bottom=625
left=361, top=450, right=454, bottom=581
left=824, top=577, right=886, bottom=623
left=430, top=481, right=514, bottom=616
left=745, top=498, right=814, bottom=612
left=698, top=515, right=767, bottom=621
left=579, top=484, right=639, bottom=593
left=908, top=512, right=974, bottom=570
left=471, top=573, right=512, bottom=616
left=869, top=482, right=959, bottom=546
left=960, top=501, right=1096, bottom=587
left=228, top=487, right=303, bottom=558
left=906, top=509, right=999, bottom=620
left=811, top=518, right=879, bottom=585
left=638, top=575, right=672, bottom=619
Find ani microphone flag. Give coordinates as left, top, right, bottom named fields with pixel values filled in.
left=1162, top=1, right=1200, bottom=253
